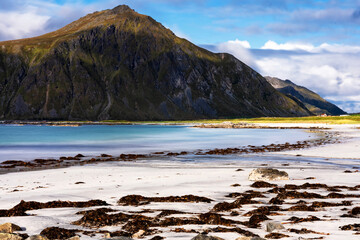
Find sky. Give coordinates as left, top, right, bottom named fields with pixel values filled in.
left=0, top=0, right=360, bottom=113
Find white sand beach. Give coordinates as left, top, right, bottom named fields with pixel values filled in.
left=0, top=124, right=359, bottom=240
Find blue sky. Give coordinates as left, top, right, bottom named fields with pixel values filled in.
left=0, top=0, right=360, bottom=112
left=45, top=0, right=360, bottom=48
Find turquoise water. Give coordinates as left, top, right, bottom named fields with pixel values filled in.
left=0, top=124, right=317, bottom=162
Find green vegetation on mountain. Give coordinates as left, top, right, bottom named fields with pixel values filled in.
left=103, top=113, right=360, bottom=124
left=266, top=76, right=346, bottom=116
left=0, top=5, right=311, bottom=120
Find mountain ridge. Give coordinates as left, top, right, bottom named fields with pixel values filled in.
left=0, top=5, right=311, bottom=120
left=265, top=76, right=346, bottom=116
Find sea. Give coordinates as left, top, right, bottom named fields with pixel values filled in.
left=0, top=124, right=317, bottom=162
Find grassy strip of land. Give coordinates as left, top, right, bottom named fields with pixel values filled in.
left=101, top=114, right=360, bottom=125
left=4, top=115, right=360, bottom=125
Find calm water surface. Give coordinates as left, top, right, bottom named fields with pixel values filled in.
left=0, top=124, right=317, bottom=162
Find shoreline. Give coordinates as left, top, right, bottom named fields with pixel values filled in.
left=268, top=123, right=360, bottom=160
left=194, top=122, right=360, bottom=160
left=0, top=128, right=339, bottom=175
left=1, top=122, right=359, bottom=175
left=193, top=122, right=331, bottom=129
left=0, top=123, right=355, bottom=173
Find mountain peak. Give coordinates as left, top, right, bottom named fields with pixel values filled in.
left=38, top=5, right=141, bottom=41
left=110, top=5, right=135, bottom=14
left=0, top=7, right=312, bottom=120
left=0, top=4, right=173, bottom=52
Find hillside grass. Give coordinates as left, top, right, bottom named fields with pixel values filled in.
left=99, top=114, right=360, bottom=125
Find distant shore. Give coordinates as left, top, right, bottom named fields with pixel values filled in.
left=1, top=114, right=360, bottom=126
left=196, top=121, right=360, bottom=160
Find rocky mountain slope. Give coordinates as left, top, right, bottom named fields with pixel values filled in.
left=0, top=5, right=311, bottom=120
left=266, top=76, right=346, bottom=115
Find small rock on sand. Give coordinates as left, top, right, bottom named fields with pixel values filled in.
left=103, top=233, right=111, bottom=239
left=191, top=234, right=224, bottom=240
left=132, top=230, right=145, bottom=239
left=266, top=221, right=285, bottom=232
left=0, top=223, right=22, bottom=234
left=248, top=168, right=289, bottom=181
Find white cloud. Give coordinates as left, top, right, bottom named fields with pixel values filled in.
left=224, top=39, right=251, bottom=48
left=209, top=40, right=360, bottom=112
left=256, top=40, right=360, bottom=113
left=0, top=11, right=50, bottom=40
left=0, top=0, right=116, bottom=41
left=261, top=40, right=315, bottom=52
left=214, top=39, right=257, bottom=69
left=317, top=43, right=360, bottom=54
left=261, top=40, right=360, bottom=54
left=329, top=101, right=360, bottom=114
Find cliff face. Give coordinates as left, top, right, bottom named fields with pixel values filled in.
left=266, top=76, right=346, bottom=116
left=0, top=5, right=310, bottom=120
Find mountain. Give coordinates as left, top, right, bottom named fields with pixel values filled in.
left=0, top=5, right=311, bottom=121
left=265, top=76, right=346, bottom=116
